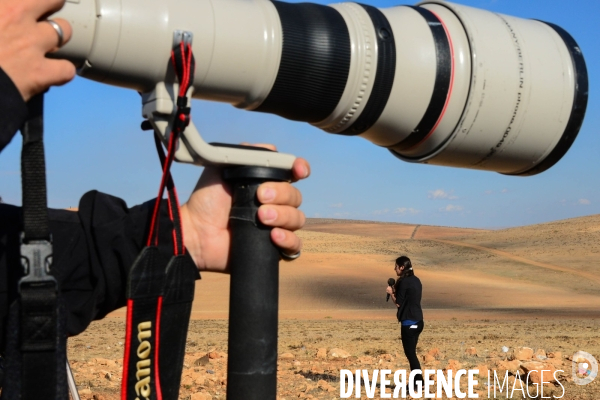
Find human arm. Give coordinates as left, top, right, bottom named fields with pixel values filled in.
left=0, top=0, right=75, bottom=152
left=386, top=285, right=397, bottom=304
left=395, top=281, right=406, bottom=307
left=0, top=154, right=309, bottom=344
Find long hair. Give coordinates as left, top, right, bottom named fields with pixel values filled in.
left=394, top=256, right=414, bottom=292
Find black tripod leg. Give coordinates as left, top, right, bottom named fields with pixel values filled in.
left=224, top=166, right=292, bottom=400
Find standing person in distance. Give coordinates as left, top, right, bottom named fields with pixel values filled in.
left=386, top=256, right=424, bottom=391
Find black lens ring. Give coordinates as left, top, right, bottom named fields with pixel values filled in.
left=339, top=4, right=397, bottom=136
left=506, top=21, right=588, bottom=176
left=389, top=6, right=453, bottom=151
left=256, top=1, right=351, bottom=123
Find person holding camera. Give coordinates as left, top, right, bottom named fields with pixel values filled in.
left=386, top=256, right=424, bottom=389
left=0, top=0, right=309, bottom=347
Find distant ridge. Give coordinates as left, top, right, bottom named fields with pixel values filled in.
left=305, top=218, right=413, bottom=226
left=304, top=217, right=485, bottom=232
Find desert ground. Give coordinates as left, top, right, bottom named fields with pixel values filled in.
left=68, top=215, right=600, bottom=399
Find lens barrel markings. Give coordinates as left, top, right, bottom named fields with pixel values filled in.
left=390, top=6, right=453, bottom=152
left=509, top=22, right=588, bottom=176
left=339, top=4, right=397, bottom=136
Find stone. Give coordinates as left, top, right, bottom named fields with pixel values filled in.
left=208, top=351, right=220, bottom=359
left=381, top=354, right=394, bottom=361
left=180, top=376, right=194, bottom=387
left=509, top=347, right=534, bottom=361
left=357, top=356, right=374, bottom=364
left=476, top=364, right=489, bottom=377
left=422, top=354, right=436, bottom=363
left=194, top=355, right=210, bottom=366
left=317, top=379, right=336, bottom=392
left=328, top=348, right=350, bottom=360
left=316, top=348, right=327, bottom=359
left=495, top=359, right=520, bottom=375
left=548, top=351, right=562, bottom=359
left=427, top=348, right=444, bottom=360
left=92, top=358, right=116, bottom=367
left=280, top=353, right=295, bottom=360
left=546, top=358, right=563, bottom=367
left=465, top=347, right=478, bottom=356
left=190, top=393, right=212, bottom=400
left=445, top=359, right=462, bottom=372
left=520, top=361, right=557, bottom=384
left=192, top=371, right=207, bottom=384
left=535, top=349, right=547, bottom=360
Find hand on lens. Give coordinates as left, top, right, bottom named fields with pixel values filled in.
left=0, top=0, right=75, bottom=101
left=180, top=144, right=310, bottom=273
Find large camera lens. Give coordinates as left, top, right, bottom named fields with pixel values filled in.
left=55, top=0, right=587, bottom=175
left=257, top=1, right=588, bottom=175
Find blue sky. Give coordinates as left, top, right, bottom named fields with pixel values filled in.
left=1, top=0, right=598, bottom=229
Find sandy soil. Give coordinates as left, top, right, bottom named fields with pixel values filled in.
left=70, top=215, right=600, bottom=399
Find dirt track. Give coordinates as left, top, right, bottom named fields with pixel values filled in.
left=430, top=238, right=600, bottom=285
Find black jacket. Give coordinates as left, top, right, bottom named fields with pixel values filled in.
left=0, top=68, right=28, bottom=153
left=0, top=67, right=185, bottom=350
left=395, top=274, right=423, bottom=322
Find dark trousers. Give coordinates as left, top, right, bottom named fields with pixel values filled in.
left=400, top=320, right=425, bottom=384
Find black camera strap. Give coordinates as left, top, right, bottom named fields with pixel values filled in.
left=2, top=94, right=68, bottom=400
left=121, top=40, right=197, bottom=400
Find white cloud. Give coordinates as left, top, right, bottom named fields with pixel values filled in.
left=439, top=204, right=463, bottom=212
left=501, top=189, right=509, bottom=193
left=428, top=189, right=458, bottom=200
left=484, top=190, right=493, bottom=195
left=333, top=212, right=351, bottom=218
left=313, top=213, right=322, bottom=218
left=329, top=203, right=343, bottom=208
left=372, top=209, right=390, bottom=215
left=394, top=207, right=421, bottom=215
left=579, top=199, right=591, bottom=205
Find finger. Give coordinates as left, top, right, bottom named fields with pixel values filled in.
left=38, top=58, right=76, bottom=87
left=271, top=228, right=302, bottom=255
left=49, top=18, right=72, bottom=48
left=257, top=182, right=302, bottom=207
left=252, top=143, right=277, bottom=151
left=29, top=0, right=67, bottom=20
left=291, top=157, right=310, bottom=182
left=258, top=205, right=305, bottom=231
left=37, top=18, right=72, bottom=52
left=239, top=142, right=278, bottom=152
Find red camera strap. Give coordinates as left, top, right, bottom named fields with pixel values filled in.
left=121, top=40, right=198, bottom=400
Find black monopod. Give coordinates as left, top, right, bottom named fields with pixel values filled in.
left=224, top=162, right=292, bottom=400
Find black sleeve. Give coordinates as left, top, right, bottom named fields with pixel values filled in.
left=0, top=190, right=188, bottom=350
left=0, top=67, right=28, bottom=153
left=396, top=279, right=406, bottom=306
